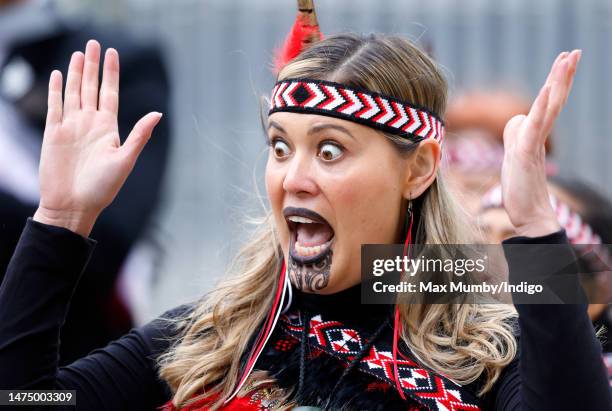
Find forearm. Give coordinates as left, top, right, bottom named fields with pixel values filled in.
left=0, top=219, right=95, bottom=389
left=504, top=230, right=611, bottom=410
left=514, top=304, right=609, bottom=409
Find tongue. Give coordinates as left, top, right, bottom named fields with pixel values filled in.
left=296, top=223, right=334, bottom=247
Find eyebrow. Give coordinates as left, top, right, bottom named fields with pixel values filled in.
left=268, top=120, right=286, bottom=133
left=268, top=120, right=356, bottom=140
left=308, top=123, right=355, bottom=140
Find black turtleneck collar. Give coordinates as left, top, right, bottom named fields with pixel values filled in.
left=290, top=282, right=393, bottom=331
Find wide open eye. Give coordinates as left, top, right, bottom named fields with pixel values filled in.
left=318, top=142, right=343, bottom=162
left=272, top=139, right=291, bottom=159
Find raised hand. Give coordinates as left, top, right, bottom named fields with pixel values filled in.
left=501, top=50, right=581, bottom=237
left=33, top=40, right=162, bottom=237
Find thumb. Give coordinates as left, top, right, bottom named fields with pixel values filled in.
left=502, top=114, right=525, bottom=147
left=122, top=112, right=163, bottom=165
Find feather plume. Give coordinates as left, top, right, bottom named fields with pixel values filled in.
left=273, top=0, right=323, bottom=74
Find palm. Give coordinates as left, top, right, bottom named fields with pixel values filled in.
left=41, top=110, right=120, bottom=213
left=501, top=50, right=581, bottom=236
left=39, top=40, right=161, bottom=225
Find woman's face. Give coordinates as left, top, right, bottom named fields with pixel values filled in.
left=265, top=112, right=409, bottom=294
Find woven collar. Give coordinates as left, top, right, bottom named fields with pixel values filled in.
left=280, top=310, right=482, bottom=411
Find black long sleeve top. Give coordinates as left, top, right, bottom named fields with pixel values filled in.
left=0, top=219, right=610, bottom=410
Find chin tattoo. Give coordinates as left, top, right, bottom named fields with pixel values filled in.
left=289, top=251, right=332, bottom=292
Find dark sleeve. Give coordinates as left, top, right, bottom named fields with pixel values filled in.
left=0, top=219, right=189, bottom=410
left=491, top=230, right=612, bottom=410
left=0, top=190, right=36, bottom=281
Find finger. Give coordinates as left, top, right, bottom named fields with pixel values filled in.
left=555, top=50, right=578, bottom=100
left=522, top=85, right=551, bottom=150
left=529, top=84, right=552, bottom=131
left=518, top=52, right=566, bottom=145
left=539, top=52, right=580, bottom=140
left=541, top=57, right=569, bottom=134
left=543, top=51, right=569, bottom=87
left=63, top=52, right=84, bottom=115
left=81, top=40, right=101, bottom=110
left=99, top=48, right=120, bottom=114
left=122, top=112, right=163, bottom=165
left=542, top=52, right=567, bottom=89
left=46, top=70, right=63, bottom=127
left=563, top=50, right=581, bottom=105
left=503, top=114, right=526, bottom=147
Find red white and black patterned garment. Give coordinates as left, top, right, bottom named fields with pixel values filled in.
left=0, top=219, right=610, bottom=410
left=162, top=291, right=484, bottom=410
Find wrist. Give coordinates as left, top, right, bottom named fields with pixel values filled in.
left=33, top=207, right=98, bottom=237
left=514, top=216, right=561, bottom=238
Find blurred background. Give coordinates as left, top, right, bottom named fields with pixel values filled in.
left=3, top=0, right=612, bottom=326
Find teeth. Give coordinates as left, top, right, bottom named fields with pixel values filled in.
left=294, top=238, right=333, bottom=258
left=288, top=216, right=316, bottom=224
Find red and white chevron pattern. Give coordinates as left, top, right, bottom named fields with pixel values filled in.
left=481, top=185, right=604, bottom=247
left=269, top=79, right=444, bottom=143
left=280, top=312, right=481, bottom=411
left=443, top=132, right=504, bottom=172
left=481, top=185, right=612, bottom=277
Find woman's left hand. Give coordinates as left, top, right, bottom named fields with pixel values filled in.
left=501, top=49, right=581, bottom=238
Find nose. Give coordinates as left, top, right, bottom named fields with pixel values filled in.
left=282, top=152, right=319, bottom=196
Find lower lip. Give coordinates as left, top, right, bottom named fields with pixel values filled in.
left=289, top=235, right=334, bottom=264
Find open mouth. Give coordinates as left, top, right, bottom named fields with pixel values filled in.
left=284, top=207, right=335, bottom=264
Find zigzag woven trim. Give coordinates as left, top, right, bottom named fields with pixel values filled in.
left=482, top=184, right=612, bottom=275
left=269, top=79, right=445, bottom=143
left=280, top=311, right=481, bottom=411
left=482, top=185, right=606, bottom=246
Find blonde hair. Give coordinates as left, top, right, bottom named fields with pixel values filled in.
left=158, top=33, right=517, bottom=409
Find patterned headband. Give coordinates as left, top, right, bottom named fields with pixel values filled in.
left=482, top=185, right=612, bottom=268
left=269, top=78, right=445, bottom=143
left=481, top=184, right=603, bottom=246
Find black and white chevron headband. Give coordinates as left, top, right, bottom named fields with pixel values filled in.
left=269, top=78, right=445, bottom=143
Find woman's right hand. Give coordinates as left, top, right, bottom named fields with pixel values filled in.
left=33, top=40, right=162, bottom=237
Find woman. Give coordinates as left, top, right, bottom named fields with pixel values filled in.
left=479, top=177, right=612, bottom=346
left=0, top=33, right=609, bottom=411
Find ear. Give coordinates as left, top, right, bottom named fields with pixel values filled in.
left=402, top=139, right=441, bottom=199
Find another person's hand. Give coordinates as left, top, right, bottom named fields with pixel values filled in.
left=33, top=40, right=162, bottom=237
left=501, top=50, right=581, bottom=238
